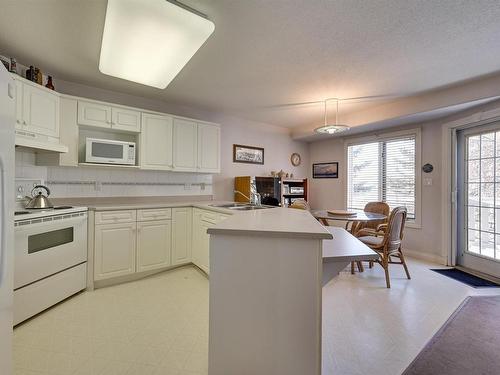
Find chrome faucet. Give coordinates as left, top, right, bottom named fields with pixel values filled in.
left=234, top=190, right=261, bottom=206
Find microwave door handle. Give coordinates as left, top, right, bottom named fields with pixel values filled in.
left=0, top=157, right=5, bottom=285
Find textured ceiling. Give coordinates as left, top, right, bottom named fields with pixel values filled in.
left=1, top=0, right=500, bottom=130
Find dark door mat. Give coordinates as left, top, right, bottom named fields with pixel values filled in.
left=431, top=268, right=499, bottom=287
left=403, top=296, right=500, bottom=375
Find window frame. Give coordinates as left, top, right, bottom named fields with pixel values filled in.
left=343, top=128, right=422, bottom=228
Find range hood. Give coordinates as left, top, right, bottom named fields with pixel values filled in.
left=15, top=132, right=68, bottom=153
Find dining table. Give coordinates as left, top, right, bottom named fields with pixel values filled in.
left=312, top=209, right=387, bottom=273
left=312, top=210, right=387, bottom=228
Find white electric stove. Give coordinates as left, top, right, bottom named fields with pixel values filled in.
left=13, top=189, right=88, bottom=324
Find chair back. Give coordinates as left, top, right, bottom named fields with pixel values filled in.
left=383, top=206, right=407, bottom=253
left=351, top=201, right=390, bottom=235
left=289, top=199, right=310, bottom=211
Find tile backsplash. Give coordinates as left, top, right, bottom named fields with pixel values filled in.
left=15, top=149, right=213, bottom=198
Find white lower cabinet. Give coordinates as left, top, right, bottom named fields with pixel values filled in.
left=94, top=222, right=137, bottom=280
left=192, top=209, right=230, bottom=275
left=92, top=207, right=228, bottom=282
left=137, top=220, right=172, bottom=272
left=172, top=207, right=192, bottom=265
left=93, top=207, right=194, bottom=283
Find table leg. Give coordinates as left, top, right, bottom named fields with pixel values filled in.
left=319, top=218, right=330, bottom=226
left=356, top=261, right=364, bottom=272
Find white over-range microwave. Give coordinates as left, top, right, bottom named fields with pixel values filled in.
left=85, top=138, right=136, bottom=165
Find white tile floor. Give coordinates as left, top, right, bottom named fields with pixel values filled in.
left=13, top=258, right=500, bottom=375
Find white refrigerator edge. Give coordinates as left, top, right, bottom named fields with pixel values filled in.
left=0, top=63, right=15, bottom=374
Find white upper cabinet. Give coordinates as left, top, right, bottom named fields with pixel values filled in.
left=111, top=107, right=141, bottom=132
left=14, top=80, right=60, bottom=138
left=14, top=79, right=23, bottom=130
left=78, top=100, right=140, bottom=133
left=78, top=100, right=111, bottom=129
left=173, top=118, right=198, bottom=172
left=197, top=123, right=220, bottom=173
left=140, top=113, right=173, bottom=170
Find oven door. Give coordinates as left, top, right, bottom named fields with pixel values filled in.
left=14, top=212, right=87, bottom=290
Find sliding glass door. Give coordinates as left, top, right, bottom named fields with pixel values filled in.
left=457, top=123, right=500, bottom=278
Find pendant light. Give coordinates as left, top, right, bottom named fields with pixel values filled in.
left=314, top=99, right=350, bottom=134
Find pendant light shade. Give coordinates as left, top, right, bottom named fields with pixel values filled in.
left=314, top=99, right=350, bottom=134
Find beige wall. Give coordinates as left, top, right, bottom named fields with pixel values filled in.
left=53, top=79, right=309, bottom=200
left=308, top=98, right=500, bottom=264
left=308, top=122, right=443, bottom=262
left=211, top=116, right=309, bottom=200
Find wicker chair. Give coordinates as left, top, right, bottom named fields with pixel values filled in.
left=289, top=199, right=311, bottom=211
left=356, top=206, right=410, bottom=288
left=350, top=202, right=390, bottom=274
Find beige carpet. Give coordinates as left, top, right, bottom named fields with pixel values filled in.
left=403, top=296, right=500, bottom=375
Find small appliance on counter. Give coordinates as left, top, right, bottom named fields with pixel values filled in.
left=85, top=137, right=136, bottom=165
left=13, top=179, right=88, bottom=325
left=234, top=176, right=281, bottom=206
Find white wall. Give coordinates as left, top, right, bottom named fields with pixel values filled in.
left=15, top=78, right=308, bottom=200
left=15, top=149, right=212, bottom=198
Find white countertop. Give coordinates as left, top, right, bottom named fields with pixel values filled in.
left=51, top=197, right=241, bottom=215
left=207, top=207, right=333, bottom=239
left=87, top=201, right=237, bottom=214
left=322, top=227, right=378, bottom=262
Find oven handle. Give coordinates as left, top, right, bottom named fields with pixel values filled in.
left=0, top=158, right=6, bottom=285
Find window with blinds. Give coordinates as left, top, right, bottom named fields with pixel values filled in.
left=347, top=135, right=416, bottom=219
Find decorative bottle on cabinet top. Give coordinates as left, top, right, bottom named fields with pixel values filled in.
left=45, top=76, right=54, bottom=90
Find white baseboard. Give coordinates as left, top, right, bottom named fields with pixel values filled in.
left=403, top=248, right=447, bottom=265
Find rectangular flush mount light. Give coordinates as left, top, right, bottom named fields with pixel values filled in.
left=99, top=0, right=215, bottom=89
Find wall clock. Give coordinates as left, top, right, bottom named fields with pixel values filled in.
left=291, top=153, right=301, bottom=166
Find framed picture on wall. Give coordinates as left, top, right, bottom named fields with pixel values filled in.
left=233, top=144, right=264, bottom=164
left=312, top=162, right=338, bottom=178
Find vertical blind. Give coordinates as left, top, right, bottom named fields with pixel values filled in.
left=347, top=136, right=416, bottom=219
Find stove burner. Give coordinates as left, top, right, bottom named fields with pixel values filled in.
left=14, top=211, right=30, bottom=215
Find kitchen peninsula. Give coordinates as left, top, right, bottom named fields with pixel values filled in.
left=208, top=208, right=377, bottom=375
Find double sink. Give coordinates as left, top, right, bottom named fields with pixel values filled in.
left=209, top=203, right=275, bottom=211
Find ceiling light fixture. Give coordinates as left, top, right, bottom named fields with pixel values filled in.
left=99, top=0, right=215, bottom=89
left=314, top=99, right=350, bottom=135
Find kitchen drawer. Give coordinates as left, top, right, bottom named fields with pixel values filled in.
left=95, top=210, right=136, bottom=225
left=200, top=210, right=218, bottom=224
left=137, top=208, right=172, bottom=222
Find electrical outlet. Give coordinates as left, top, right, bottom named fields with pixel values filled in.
left=15, top=178, right=43, bottom=201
